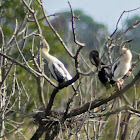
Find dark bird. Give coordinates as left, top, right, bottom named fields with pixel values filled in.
left=89, top=50, right=114, bottom=88
left=40, top=35, right=76, bottom=91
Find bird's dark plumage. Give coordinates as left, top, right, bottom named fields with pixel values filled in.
left=89, top=50, right=104, bottom=67
left=89, top=50, right=115, bottom=88
left=52, top=63, right=66, bottom=83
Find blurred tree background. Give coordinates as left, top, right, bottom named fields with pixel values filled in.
left=0, top=0, right=139, bottom=139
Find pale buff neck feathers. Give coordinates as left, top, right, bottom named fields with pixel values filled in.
left=119, top=46, right=132, bottom=63
left=39, top=35, right=50, bottom=53
left=40, top=36, right=55, bottom=62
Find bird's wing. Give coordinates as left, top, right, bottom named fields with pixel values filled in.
left=50, top=61, right=72, bottom=83
left=98, top=67, right=112, bottom=86
left=112, top=61, right=120, bottom=76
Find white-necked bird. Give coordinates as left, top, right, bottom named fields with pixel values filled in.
left=89, top=50, right=114, bottom=88
left=111, top=45, right=132, bottom=88
left=40, top=35, right=76, bottom=91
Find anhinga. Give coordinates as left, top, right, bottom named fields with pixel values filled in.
left=111, top=44, right=132, bottom=88
left=89, top=45, right=132, bottom=89
left=89, top=50, right=114, bottom=88
left=40, top=35, right=76, bottom=91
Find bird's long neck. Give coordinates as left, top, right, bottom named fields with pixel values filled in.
left=41, top=48, right=55, bottom=62
left=40, top=36, right=55, bottom=62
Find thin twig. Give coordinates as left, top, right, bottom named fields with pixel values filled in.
left=68, top=1, right=85, bottom=48
left=39, top=0, right=74, bottom=58
left=110, top=7, right=140, bottom=37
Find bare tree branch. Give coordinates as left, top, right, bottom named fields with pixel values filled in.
left=67, top=71, right=140, bottom=118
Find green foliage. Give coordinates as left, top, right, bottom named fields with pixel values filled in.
left=1, top=0, right=25, bottom=38
left=2, top=0, right=25, bottom=20
left=2, top=24, right=13, bottom=36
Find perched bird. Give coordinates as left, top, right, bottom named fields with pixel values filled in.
left=40, top=35, right=76, bottom=91
left=89, top=50, right=114, bottom=88
left=111, top=44, right=132, bottom=88
left=90, top=41, right=132, bottom=90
